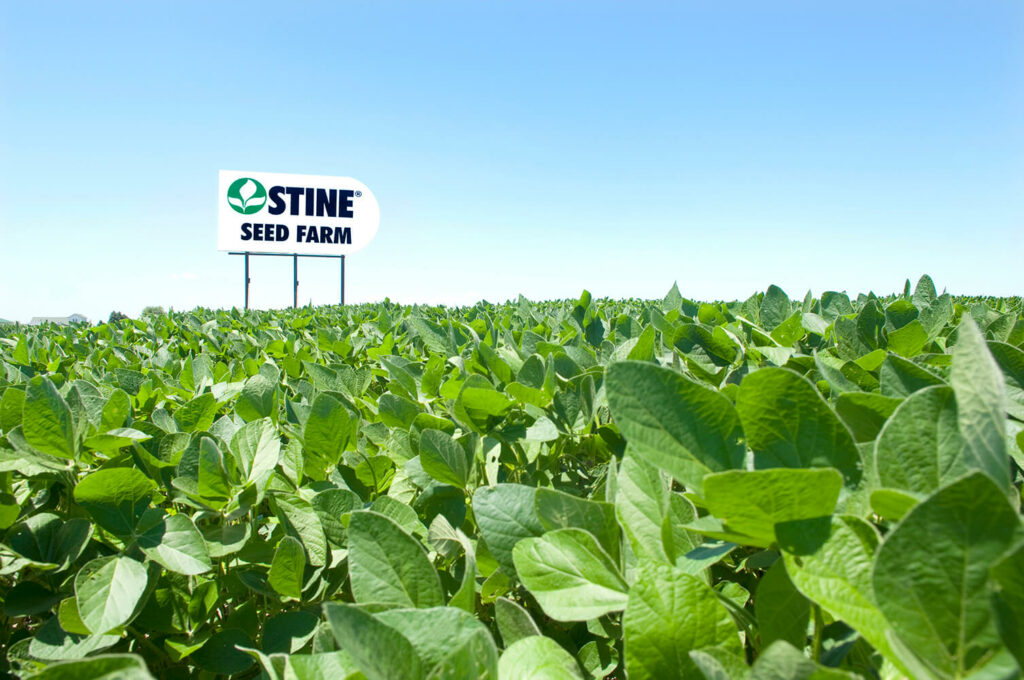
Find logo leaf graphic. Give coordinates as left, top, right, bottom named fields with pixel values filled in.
left=239, top=180, right=257, bottom=203
left=227, top=177, right=266, bottom=214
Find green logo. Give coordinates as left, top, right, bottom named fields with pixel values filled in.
left=226, top=177, right=267, bottom=214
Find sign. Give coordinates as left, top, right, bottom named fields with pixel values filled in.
left=218, top=170, right=380, bottom=255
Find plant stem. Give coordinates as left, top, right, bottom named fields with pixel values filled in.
left=811, top=604, right=824, bottom=662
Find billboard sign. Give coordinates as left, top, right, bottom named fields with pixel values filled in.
left=218, top=170, right=379, bottom=255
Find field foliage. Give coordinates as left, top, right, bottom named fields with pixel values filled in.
left=0, top=276, right=1023, bottom=679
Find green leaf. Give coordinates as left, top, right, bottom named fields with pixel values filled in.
left=873, top=386, right=967, bottom=495
left=498, top=636, right=584, bottom=680
left=736, top=368, right=861, bottom=486
left=699, top=468, right=843, bottom=548
left=426, top=514, right=476, bottom=612
left=235, top=373, right=277, bottom=422
left=512, top=528, right=628, bottom=621
left=913, top=274, right=937, bottom=308
left=834, top=392, right=901, bottom=443
left=755, top=560, right=810, bottom=650
left=268, top=536, right=306, bottom=600
left=760, top=284, right=792, bottom=330
left=271, top=493, right=328, bottom=567
left=990, top=543, right=1024, bottom=670
left=312, top=487, right=362, bottom=546
left=663, top=282, right=683, bottom=313
left=408, top=316, right=456, bottom=355
left=136, top=510, right=212, bottom=575
left=419, top=429, right=471, bottom=489
left=472, top=484, right=544, bottom=575
left=886, top=320, right=928, bottom=357
left=73, top=468, right=155, bottom=539
left=950, top=318, right=1011, bottom=494
left=22, top=376, right=76, bottom=459
left=303, top=393, right=356, bottom=471
left=0, top=386, right=25, bottom=433
left=3, top=582, right=62, bottom=616
left=286, top=651, right=361, bottom=680
left=198, top=437, right=233, bottom=505
left=606, top=361, right=745, bottom=493
left=230, top=418, right=281, bottom=489
left=623, top=561, right=742, bottom=680
left=615, top=453, right=674, bottom=563
left=74, top=555, right=149, bottom=635
left=100, top=389, right=132, bottom=432
left=324, top=602, right=424, bottom=680
left=173, top=393, right=218, bottom=433
left=749, top=640, right=858, bottom=680
left=494, top=597, right=541, bottom=646
left=879, top=354, right=945, bottom=398
left=347, top=510, right=443, bottom=608
left=988, top=340, right=1024, bottom=420
left=375, top=607, right=498, bottom=679
left=192, top=628, right=255, bottom=676
left=25, top=654, right=155, bottom=680
left=6, top=512, right=92, bottom=570
left=535, top=486, right=620, bottom=562
left=872, top=472, right=1024, bottom=679
left=868, top=488, right=920, bottom=521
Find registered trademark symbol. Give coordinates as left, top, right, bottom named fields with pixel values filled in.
left=355, top=191, right=362, bottom=197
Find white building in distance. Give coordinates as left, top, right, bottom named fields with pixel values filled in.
left=29, top=313, right=88, bottom=326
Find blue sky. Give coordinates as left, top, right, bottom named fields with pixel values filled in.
left=1, top=1, right=1022, bottom=322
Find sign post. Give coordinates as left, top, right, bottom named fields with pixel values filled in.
left=218, top=170, right=379, bottom=309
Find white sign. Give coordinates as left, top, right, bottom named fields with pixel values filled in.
left=218, top=170, right=380, bottom=255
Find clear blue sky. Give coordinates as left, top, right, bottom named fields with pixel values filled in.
left=2, top=1, right=1022, bottom=322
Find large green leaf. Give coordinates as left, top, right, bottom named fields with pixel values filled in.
left=755, top=560, right=809, bottom=651
left=347, top=510, right=443, bottom=608
left=25, top=654, right=155, bottom=680
left=623, top=561, right=742, bottom=680
left=173, top=393, right=218, bottom=433
left=271, top=493, right=328, bottom=567
left=614, top=453, right=674, bottom=563
left=776, top=515, right=903, bottom=673
left=498, top=636, right=584, bottom=680
left=873, top=472, right=1024, bottom=678
left=747, top=640, right=858, bottom=680
left=235, top=373, right=278, bottom=422
left=73, top=468, right=155, bottom=539
left=268, top=536, right=306, bottom=600
left=950, top=318, right=1011, bottom=494
left=472, top=484, right=544, bottom=575
left=22, top=376, right=76, bottom=459
left=698, top=468, right=843, bottom=548
left=494, top=597, right=541, bottom=646
left=736, top=368, right=861, bottom=486
left=303, top=393, right=356, bottom=472
left=512, top=528, right=628, bottom=621
left=375, top=607, right=498, bottom=679
left=74, top=556, right=149, bottom=635
left=324, top=603, right=423, bottom=680
left=990, top=543, right=1024, bottom=670
left=606, top=361, right=745, bottom=493
left=873, top=386, right=967, bottom=495
left=418, top=429, right=471, bottom=489
left=230, top=417, right=281, bottom=489
left=988, top=341, right=1024, bottom=420
left=136, top=510, right=212, bottom=575
left=535, top=486, right=620, bottom=563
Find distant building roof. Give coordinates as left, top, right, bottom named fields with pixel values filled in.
left=29, top=314, right=88, bottom=326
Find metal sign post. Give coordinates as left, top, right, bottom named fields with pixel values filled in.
left=230, top=252, right=346, bottom=309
